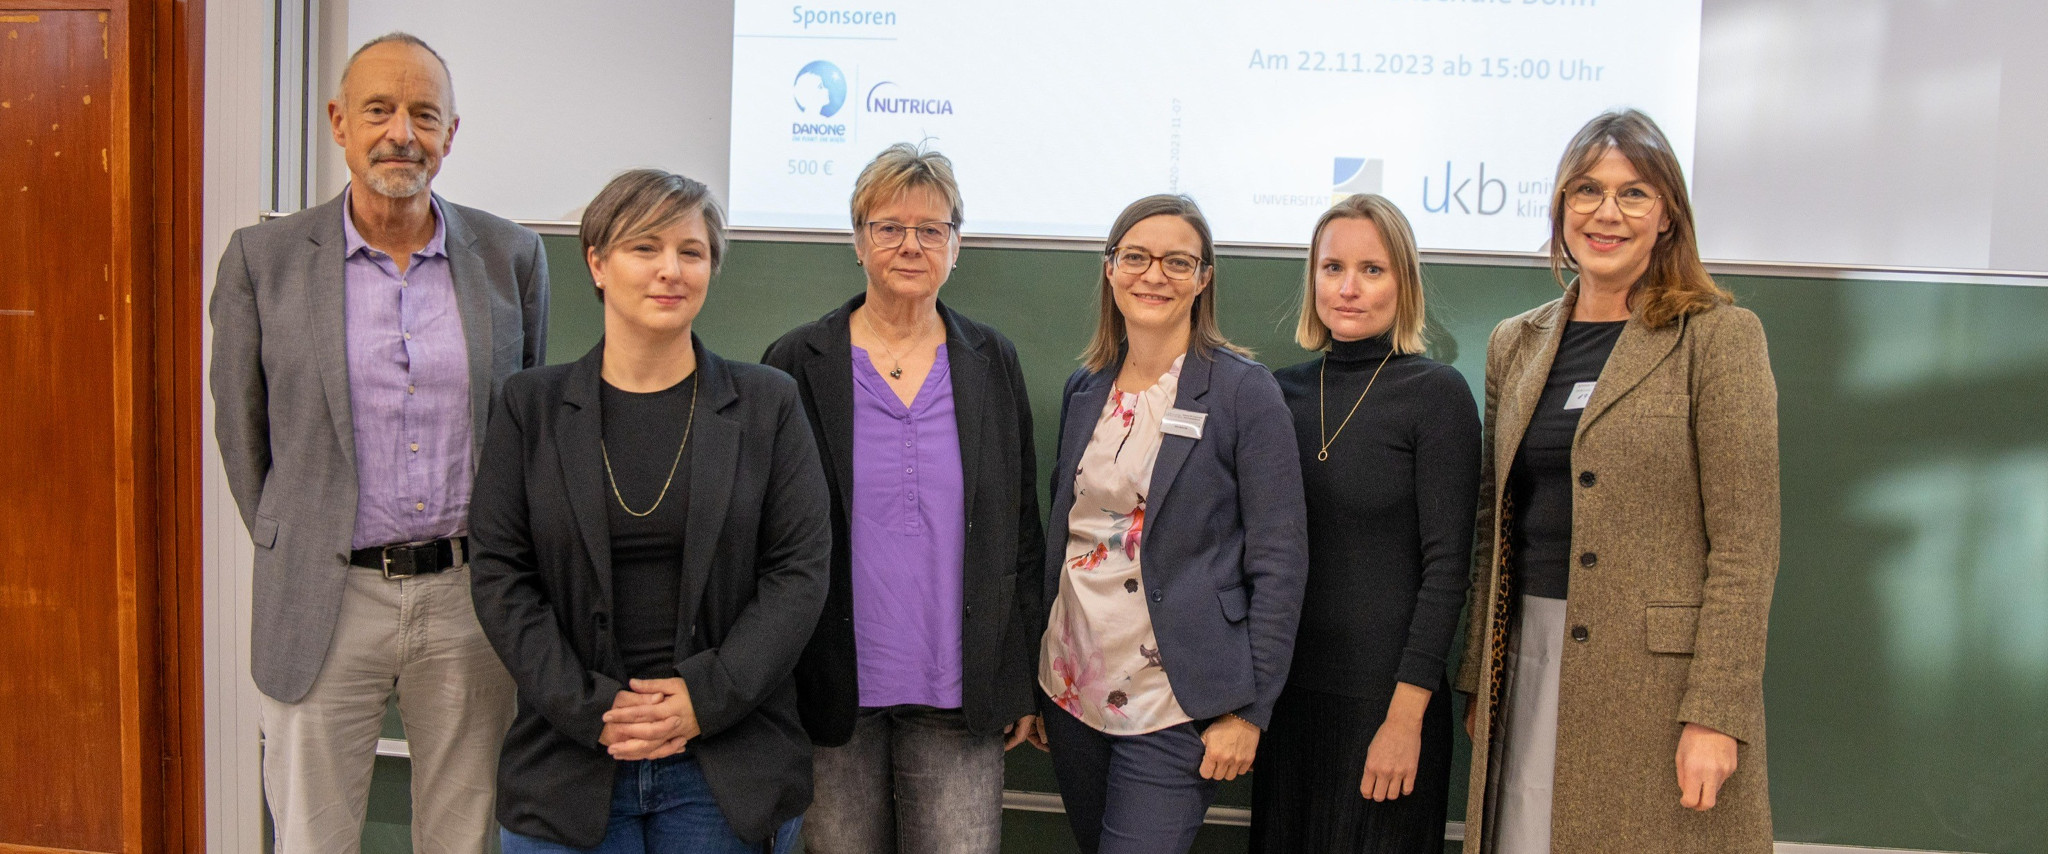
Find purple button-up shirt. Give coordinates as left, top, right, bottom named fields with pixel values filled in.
left=341, top=187, right=474, bottom=549
left=849, top=345, right=967, bottom=709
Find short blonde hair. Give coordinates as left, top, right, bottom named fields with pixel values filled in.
left=579, top=169, right=727, bottom=300
left=849, top=143, right=963, bottom=231
left=1080, top=194, right=1251, bottom=372
left=1295, top=194, right=1428, bottom=354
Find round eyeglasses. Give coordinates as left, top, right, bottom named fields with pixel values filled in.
left=1561, top=182, right=1663, bottom=218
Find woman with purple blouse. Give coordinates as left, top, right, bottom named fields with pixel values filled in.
left=762, top=143, right=1045, bottom=854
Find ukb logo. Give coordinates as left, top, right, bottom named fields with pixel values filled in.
left=1422, top=162, right=1506, bottom=215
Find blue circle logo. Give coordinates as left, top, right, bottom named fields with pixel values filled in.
left=793, top=61, right=848, bottom=118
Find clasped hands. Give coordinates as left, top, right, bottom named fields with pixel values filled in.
left=599, top=677, right=699, bottom=761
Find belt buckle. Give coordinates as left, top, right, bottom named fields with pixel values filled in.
left=381, top=541, right=430, bottom=579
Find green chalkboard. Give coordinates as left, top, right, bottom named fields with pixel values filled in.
left=359, top=235, right=2048, bottom=854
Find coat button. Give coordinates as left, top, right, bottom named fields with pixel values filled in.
left=1579, top=470, right=1597, bottom=487
left=1579, top=552, right=1598, bottom=568
left=594, top=613, right=611, bottom=628
left=1150, top=589, right=1163, bottom=603
left=1571, top=625, right=1589, bottom=642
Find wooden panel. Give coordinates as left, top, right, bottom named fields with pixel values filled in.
left=0, top=7, right=125, bottom=853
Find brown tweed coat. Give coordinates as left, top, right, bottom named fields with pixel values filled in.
left=1454, top=288, right=1779, bottom=853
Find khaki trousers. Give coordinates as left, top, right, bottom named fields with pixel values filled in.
left=260, top=564, right=515, bottom=854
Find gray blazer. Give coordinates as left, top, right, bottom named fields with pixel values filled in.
left=209, top=191, right=549, bottom=703
left=1042, top=347, right=1310, bottom=728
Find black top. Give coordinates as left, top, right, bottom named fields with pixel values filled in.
left=1508, top=319, right=1626, bottom=600
left=468, top=341, right=833, bottom=846
left=600, top=375, right=696, bottom=680
left=1274, top=333, right=1481, bottom=699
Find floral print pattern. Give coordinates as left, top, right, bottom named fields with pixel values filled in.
left=1038, top=356, right=1192, bottom=734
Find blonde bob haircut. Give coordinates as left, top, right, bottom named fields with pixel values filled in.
left=579, top=168, right=727, bottom=302
left=1295, top=194, right=1428, bottom=354
left=1080, top=194, right=1252, bottom=373
left=849, top=142, right=964, bottom=232
left=1549, top=109, right=1730, bottom=328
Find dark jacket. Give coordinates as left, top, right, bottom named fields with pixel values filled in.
left=762, top=294, right=1045, bottom=746
left=1044, top=346, right=1310, bottom=729
left=468, top=340, right=831, bottom=846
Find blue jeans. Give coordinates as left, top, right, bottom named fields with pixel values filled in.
left=500, top=755, right=801, bottom=854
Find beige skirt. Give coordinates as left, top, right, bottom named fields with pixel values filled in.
left=1483, top=594, right=1566, bottom=854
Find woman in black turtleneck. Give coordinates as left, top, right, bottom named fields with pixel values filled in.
left=1250, top=194, right=1480, bottom=854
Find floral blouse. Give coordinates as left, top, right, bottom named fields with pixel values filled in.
left=1039, top=355, right=1191, bottom=735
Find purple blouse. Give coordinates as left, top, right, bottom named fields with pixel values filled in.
left=849, top=344, right=967, bottom=709
left=340, top=188, right=474, bottom=549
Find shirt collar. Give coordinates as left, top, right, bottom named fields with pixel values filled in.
left=340, top=184, right=448, bottom=260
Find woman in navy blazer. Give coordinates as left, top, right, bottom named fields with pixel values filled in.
left=1034, top=194, right=1310, bottom=854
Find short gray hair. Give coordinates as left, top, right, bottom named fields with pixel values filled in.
left=336, top=32, right=453, bottom=103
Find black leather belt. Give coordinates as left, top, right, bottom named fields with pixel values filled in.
left=349, top=537, right=468, bottom=579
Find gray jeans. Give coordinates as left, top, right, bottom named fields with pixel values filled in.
left=801, top=706, right=1005, bottom=854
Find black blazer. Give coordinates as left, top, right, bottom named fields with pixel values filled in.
left=1043, top=346, right=1309, bottom=728
left=762, top=294, right=1045, bottom=746
left=468, top=340, right=831, bottom=846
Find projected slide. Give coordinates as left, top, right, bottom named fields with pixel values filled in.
left=730, top=1, right=1699, bottom=252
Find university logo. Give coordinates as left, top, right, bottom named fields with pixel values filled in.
left=1333, top=158, right=1384, bottom=204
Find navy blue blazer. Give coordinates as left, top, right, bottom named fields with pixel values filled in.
left=1042, top=346, right=1309, bottom=728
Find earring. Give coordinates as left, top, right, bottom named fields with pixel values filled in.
left=855, top=259, right=864, bottom=267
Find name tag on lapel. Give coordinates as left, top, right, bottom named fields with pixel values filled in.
left=1161, top=408, right=1207, bottom=440
left=1564, top=381, right=1596, bottom=411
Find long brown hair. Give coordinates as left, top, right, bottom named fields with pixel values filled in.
left=1548, top=109, right=1728, bottom=328
left=1295, top=194, right=1428, bottom=353
left=1080, top=195, right=1251, bottom=372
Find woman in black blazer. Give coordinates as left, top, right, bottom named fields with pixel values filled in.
left=762, top=144, right=1043, bottom=854
left=469, top=170, right=831, bottom=853
left=1035, top=194, right=1310, bottom=854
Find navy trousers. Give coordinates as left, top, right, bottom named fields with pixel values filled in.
left=1042, top=701, right=1221, bottom=854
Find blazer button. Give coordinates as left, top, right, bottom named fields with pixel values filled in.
left=1579, top=552, right=1598, bottom=568
left=1579, top=470, right=1597, bottom=487
left=1571, top=625, right=1589, bottom=642
left=1150, top=589, right=1163, bottom=603
left=594, top=613, right=611, bottom=629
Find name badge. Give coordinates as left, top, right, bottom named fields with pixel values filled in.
left=1564, top=381, right=1596, bottom=411
left=1161, top=408, right=1207, bottom=440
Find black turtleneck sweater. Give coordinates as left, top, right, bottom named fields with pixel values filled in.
left=1273, top=334, right=1481, bottom=699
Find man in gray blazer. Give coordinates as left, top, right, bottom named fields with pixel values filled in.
left=210, top=33, right=548, bottom=852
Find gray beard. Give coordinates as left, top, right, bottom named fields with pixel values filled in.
left=363, top=163, right=429, bottom=199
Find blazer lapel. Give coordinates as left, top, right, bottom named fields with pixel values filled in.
left=441, top=199, right=496, bottom=465
left=1144, top=348, right=1212, bottom=521
left=942, top=303, right=990, bottom=526
left=1576, top=313, right=1683, bottom=438
left=802, top=298, right=860, bottom=517
left=307, top=195, right=357, bottom=470
left=1492, top=297, right=1569, bottom=497
left=557, top=345, right=614, bottom=605
left=676, top=345, right=742, bottom=641
left=1052, top=369, right=1114, bottom=527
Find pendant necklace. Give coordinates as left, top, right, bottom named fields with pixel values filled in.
left=859, top=306, right=931, bottom=380
left=1317, top=346, right=1395, bottom=462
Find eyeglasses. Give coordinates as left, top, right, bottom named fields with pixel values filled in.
left=1108, top=247, right=1206, bottom=281
left=864, top=220, right=957, bottom=250
left=1561, top=182, right=1663, bottom=218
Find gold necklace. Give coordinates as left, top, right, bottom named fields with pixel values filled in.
left=1317, top=346, right=1395, bottom=462
left=858, top=305, right=932, bottom=380
left=601, top=372, right=699, bottom=517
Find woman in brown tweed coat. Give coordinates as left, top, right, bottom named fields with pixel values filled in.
left=1454, top=110, right=1779, bottom=853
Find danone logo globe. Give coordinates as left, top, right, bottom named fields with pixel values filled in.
left=793, top=61, right=848, bottom=118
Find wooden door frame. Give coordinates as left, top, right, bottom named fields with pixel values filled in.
left=0, top=2, right=206, bottom=851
